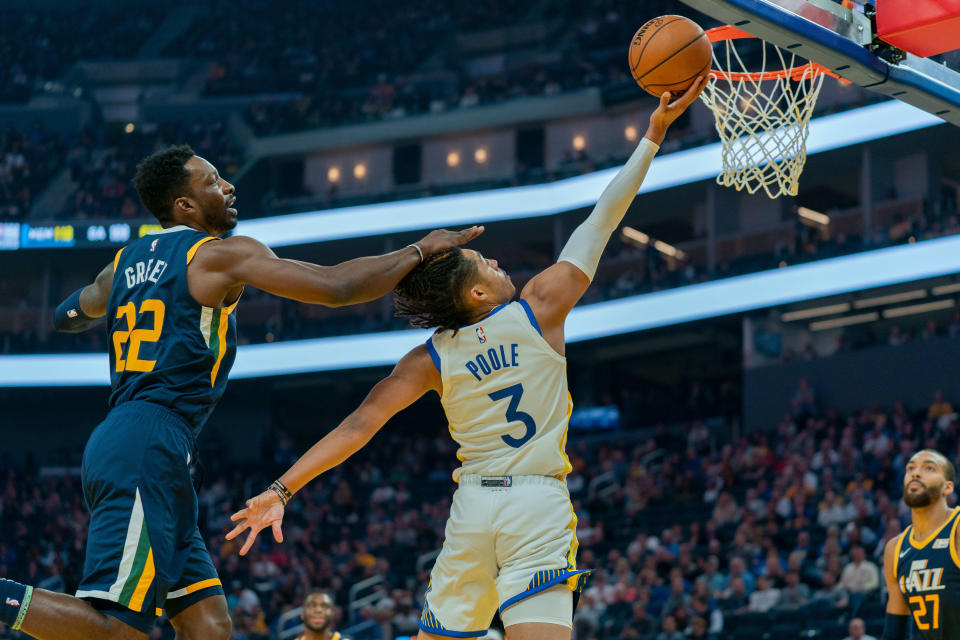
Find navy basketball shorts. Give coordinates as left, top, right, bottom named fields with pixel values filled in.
left=75, top=401, right=223, bottom=634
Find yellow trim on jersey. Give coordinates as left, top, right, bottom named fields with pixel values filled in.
left=113, top=247, right=125, bottom=271
left=210, top=308, right=230, bottom=387
left=295, top=632, right=341, bottom=640
left=893, top=531, right=907, bottom=583
left=555, top=393, right=574, bottom=479
left=128, top=548, right=155, bottom=612
left=909, top=507, right=960, bottom=548
left=564, top=498, right=580, bottom=591
left=166, top=578, right=223, bottom=599
left=950, top=510, right=960, bottom=569
left=186, top=236, right=218, bottom=265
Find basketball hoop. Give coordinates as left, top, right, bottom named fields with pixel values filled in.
left=700, top=26, right=837, bottom=199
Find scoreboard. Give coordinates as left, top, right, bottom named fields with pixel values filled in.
left=0, top=222, right=163, bottom=250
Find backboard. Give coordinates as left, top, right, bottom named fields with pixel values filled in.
left=678, top=0, right=960, bottom=126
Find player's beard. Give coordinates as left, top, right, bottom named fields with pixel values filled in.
left=303, top=617, right=331, bottom=634
left=904, top=480, right=942, bottom=507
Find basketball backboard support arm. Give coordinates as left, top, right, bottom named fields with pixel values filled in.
left=679, top=0, right=960, bottom=125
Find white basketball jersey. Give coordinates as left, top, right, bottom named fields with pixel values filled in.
left=427, top=300, right=573, bottom=482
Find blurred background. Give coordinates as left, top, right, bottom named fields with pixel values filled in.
left=1, top=0, right=959, bottom=638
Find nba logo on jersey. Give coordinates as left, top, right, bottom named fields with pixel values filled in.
left=150, top=239, right=159, bottom=252
left=476, top=327, right=487, bottom=343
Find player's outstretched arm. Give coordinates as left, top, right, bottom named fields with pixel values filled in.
left=53, top=262, right=113, bottom=332
left=521, top=78, right=705, bottom=338
left=193, top=226, right=483, bottom=307
left=881, top=535, right=910, bottom=639
left=225, top=345, right=440, bottom=555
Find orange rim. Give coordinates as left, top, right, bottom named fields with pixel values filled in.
left=705, top=25, right=841, bottom=82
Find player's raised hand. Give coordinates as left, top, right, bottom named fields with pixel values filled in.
left=226, top=490, right=286, bottom=556
left=646, top=75, right=707, bottom=143
left=415, top=226, right=484, bottom=258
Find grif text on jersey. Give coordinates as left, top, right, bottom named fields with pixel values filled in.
left=124, top=259, right=168, bottom=289
left=465, top=343, right=519, bottom=381
left=901, top=559, right=946, bottom=593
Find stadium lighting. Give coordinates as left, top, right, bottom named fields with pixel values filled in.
left=8, top=233, right=960, bottom=385
left=852, top=289, right=927, bottom=309
left=447, top=151, right=461, bottom=168
left=780, top=303, right=851, bottom=322
left=881, top=299, right=956, bottom=319
left=572, top=134, right=586, bottom=151
left=809, top=312, right=879, bottom=331
left=624, top=125, right=639, bottom=142
left=353, top=163, right=367, bottom=180
left=236, top=101, right=942, bottom=250
left=622, top=227, right=685, bottom=259
left=124, top=123, right=135, bottom=134
left=327, top=166, right=341, bottom=183
left=474, top=148, right=488, bottom=164
left=797, top=207, right=830, bottom=226
left=932, top=283, right=960, bottom=296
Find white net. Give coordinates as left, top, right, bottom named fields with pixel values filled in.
left=700, top=34, right=826, bottom=199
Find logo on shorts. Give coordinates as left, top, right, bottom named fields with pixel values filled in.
left=933, top=538, right=950, bottom=549
left=150, top=239, right=159, bottom=252
left=5, top=597, right=19, bottom=607
left=476, top=327, right=487, bottom=344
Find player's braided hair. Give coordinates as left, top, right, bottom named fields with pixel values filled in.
left=133, top=144, right=195, bottom=224
left=394, top=248, right=478, bottom=334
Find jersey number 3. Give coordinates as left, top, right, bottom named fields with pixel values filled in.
left=489, top=383, right=536, bottom=448
left=113, top=299, right=166, bottom=373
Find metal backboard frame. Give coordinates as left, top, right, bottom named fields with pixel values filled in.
left=679, top=0, right=960, bottom=126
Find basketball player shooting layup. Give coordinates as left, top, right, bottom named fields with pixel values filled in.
left=0, top=144, right=481, bottom=640
left=882, top=449, right=960, bottom=640
left=227, top=77, right=705, bottom=640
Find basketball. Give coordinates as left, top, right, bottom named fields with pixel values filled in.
left=629, top=15, right=713, bottom=97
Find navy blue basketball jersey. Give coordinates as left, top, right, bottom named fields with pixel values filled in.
left=106, top=225, right=240, bottom=434
left=895, top=507, right=960, bottom=640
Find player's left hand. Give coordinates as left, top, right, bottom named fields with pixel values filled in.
left=226, top=490, right=286, bottom=556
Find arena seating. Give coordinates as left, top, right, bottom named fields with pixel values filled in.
left=1, top=382, right=953, bottom=639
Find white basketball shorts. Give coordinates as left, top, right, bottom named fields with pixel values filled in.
left=418, top=474, right=591, bottom=637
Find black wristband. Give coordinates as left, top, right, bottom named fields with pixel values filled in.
left=272, top=479, right=292, bottom=501
left=882, top=612, right=908, bottom=640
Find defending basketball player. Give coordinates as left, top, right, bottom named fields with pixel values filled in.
left=227, top=77, right=705, bottom=640
left=882, top=449, right=960, bottom=639
left=0, top=145, right=480, bottom=640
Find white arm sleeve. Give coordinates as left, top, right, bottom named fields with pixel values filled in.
left=557, top=137, right=659, bottom=281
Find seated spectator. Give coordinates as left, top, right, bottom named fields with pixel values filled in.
left=928, top=389, right=954, bottom=420
left=718, top=576, right=750, bottom=615
left=747, top=575, right=781, bottom=613
left=655, top=615, right=686, bottom=640
left=839, top=546, right=880, bottom=594
left=811, top=571, right=849, bottom=609
left=842, top=617, right=879, bottom=640
left=776, top=571, right=810, bottom=610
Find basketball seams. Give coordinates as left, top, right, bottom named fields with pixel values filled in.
left=635, top=32, right=709, bottom=83
left=630, top=16, right=686, bottom=73
left=643, top=62, right=712, bottom=89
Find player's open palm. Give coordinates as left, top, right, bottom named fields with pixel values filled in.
left=416, top=225, right=484, bottom=257
left=649, top=75, right=706, bottom=131
left=226, top=490, right=285, bottom=556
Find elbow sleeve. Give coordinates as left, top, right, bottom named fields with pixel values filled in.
left=54, top=288, right=95, bottom=333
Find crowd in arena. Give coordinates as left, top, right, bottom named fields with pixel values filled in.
left=0, top=5, right=163, bottom=103
left=0, top=380, right=956, bottom=639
